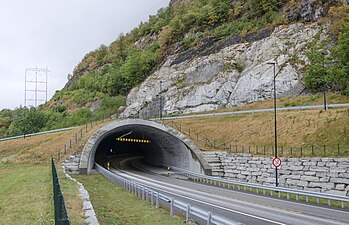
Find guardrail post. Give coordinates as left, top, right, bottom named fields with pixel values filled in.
left=207, top=211, right=212, bottom=225
left=151, top=191, right=154, bottom=207
left=156, top=192, right=159, bottom=208
left=146, top=189, right=149, bottom=202
left=170, top=198, right=174, bottom=216
left=142, top=187, right=145, bottom=200
left=186, top=204, right=191, bottom=223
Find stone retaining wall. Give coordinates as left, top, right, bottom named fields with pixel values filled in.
left=203, top=152, right=349, bottom=196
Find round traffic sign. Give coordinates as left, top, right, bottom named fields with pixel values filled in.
left=272, top=157, right=282, bottom=168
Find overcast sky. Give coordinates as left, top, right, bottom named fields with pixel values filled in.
left=0, top=0, right=169, bottom=110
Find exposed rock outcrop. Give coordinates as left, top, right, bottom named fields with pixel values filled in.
left=120, top=22, right=327, bottom=118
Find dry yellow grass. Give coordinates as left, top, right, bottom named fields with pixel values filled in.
left=0, top=120, right=113, bottom=164
left=167, top=107, right=349, bottom=155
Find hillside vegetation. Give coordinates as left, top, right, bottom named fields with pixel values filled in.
left=1, top=0, right=349, bottom=138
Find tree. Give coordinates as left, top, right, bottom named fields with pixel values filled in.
left=330, top=24, right=349, bottom=94
left=10, top=107, right=46, bottom=136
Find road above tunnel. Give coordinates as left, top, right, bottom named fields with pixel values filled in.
left=104, top=155, right=349, bottom=225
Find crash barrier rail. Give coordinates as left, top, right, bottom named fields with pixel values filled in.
left=168, top=165, right=349, bottom=209
left=0, top=113, right=116, bottom=144
left=0, top=127, right=77, bottom=142
left=52, top=159, right=70, bottom=225
left=155, top=103, right=349, bottom=121
left=95, top=163, right=243, bottom=225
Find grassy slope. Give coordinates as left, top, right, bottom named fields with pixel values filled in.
left=0, top=164, right=53, bottom=225
left=166, top=94, right=349, bottom=156
left=0, top=122, right=107, bottom=225
left=0, top=119, right=186, bottom=224
left=75, top=174, right=185, bottom=225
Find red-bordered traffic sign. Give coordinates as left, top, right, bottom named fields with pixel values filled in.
left=272, top=157, right=282, bottom=168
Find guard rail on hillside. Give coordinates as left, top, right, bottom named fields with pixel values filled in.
left=95, top=163, right=243, bottom=225
left=152, top=103, right=349, bottom=121
left=0, top=127, right=77, bottom=142
left=168, top=165, right=349, bottom=209
left=52, top=159, right=70, bottom=225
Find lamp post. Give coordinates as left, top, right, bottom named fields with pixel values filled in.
left=322, top=52, right=327, bottom=111
left=267, top=61, right=279, bottom=187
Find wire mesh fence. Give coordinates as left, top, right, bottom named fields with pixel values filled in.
left=55, top=114, right=116, bottom=161
left=52, top=158, right=70, bottom=225
left=163, top=120, right=349, bottom=157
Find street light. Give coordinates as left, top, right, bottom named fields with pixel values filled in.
left=267, top=61, right=279, bottom=187
left=322, top=52, right=327, bottom=111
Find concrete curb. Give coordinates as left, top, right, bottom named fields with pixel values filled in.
left=62, top=165, right=99, bottom=225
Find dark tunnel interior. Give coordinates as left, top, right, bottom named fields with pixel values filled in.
left=94, top=127, right=162, bottom=165
left=93, top=124, right=195, bottom=170
left=87, top=124, right=207, bottom=172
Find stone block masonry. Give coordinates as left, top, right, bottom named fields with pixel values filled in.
left=203, top=152, right=349, bottom=196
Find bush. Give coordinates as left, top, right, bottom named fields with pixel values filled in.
left=304, top=24, right=349, bottom=94
left=9, top=107, right=46, bottom=136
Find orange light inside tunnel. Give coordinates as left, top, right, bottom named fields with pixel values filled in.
left=116, top=137, right=151, bottom=143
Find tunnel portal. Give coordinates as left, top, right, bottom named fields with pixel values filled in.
left=79, top=119, right=211, bottom=175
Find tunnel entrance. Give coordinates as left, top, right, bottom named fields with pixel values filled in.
left=79, top=119, right=212, bottom=175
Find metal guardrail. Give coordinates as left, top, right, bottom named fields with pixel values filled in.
left=153, top=103, right=349, bottom=121
left=0, top=127, right=77, bottom=142
left=168, top=165, right=349, bottom=209
left=52, top=159, right=70, bottom=225
left=95, top=163, right=243, bottom=225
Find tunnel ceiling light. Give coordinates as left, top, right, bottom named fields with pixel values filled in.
left=116, top=138, right=151, bottom=143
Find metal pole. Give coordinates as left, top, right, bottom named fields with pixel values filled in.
left=322, top=53, right=327, bottom=111
left=273, top=63, right=279, bottom=187
left=268, top=62, right=278, bottom=187
left=159, top=80, right=163, bottom=120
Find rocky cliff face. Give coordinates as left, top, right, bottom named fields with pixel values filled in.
left=120, top=22, right=327, bottom=118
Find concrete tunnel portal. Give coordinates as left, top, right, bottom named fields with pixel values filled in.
left=79, top=119, right=212, bottom=175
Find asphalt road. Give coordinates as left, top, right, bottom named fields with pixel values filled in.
left=104, top=156, right=349, bottom=225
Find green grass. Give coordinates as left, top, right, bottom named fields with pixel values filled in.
left=0, top=163, right=85, bottom=225
left=74, top=174, right=186, bottom=225
left=56, top=167, right=86, bottom=225
left=0, top=163, right=53, bottom=225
